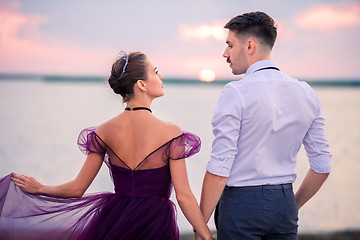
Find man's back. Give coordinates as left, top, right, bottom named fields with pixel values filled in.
left=208, top=60, right=332, bottom=186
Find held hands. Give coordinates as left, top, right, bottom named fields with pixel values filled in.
left=194, top=231, right=202, bottom=240
left=11, top=174, right=43, bottom=194
left=194, top=230, right=215, bottom=240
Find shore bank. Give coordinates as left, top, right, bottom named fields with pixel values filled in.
left=180, top=230, right=360, bottom=240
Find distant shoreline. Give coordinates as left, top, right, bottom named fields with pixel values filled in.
left=1, top=73, right=360, bottom=87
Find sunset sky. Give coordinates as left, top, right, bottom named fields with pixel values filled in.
left=0, top=0, right=359, bottom=81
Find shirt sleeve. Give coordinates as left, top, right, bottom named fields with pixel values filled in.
left=302, top=92, right=332, bottom=173
left=206, top=84, right=243, bottom=177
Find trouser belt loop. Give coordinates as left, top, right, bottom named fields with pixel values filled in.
left=281, top=184, right=287, bottom=197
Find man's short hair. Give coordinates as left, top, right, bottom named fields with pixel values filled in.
left=224, top=11, right=277, bottom=49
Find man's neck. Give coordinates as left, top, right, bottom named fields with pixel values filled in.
left=248, top=53, right=271, bottom=67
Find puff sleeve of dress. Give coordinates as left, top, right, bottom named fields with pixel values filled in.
left=77, top=127, right=106, bottom=157
left=166, top=132, right=201, bottom=160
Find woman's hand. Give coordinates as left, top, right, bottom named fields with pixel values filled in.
left=11, top=174, right=43, bottom=194
left=194, top=231, right=215, bottom=240
left=9, top=154, right=103, bottom=198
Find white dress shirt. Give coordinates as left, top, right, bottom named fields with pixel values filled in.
left=206, top=60, right=332, bottom=187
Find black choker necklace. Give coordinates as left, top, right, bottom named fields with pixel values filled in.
left=125, top=107, right=152, bottom=113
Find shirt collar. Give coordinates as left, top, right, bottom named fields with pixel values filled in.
left=245, top=60, right=279, bottom=76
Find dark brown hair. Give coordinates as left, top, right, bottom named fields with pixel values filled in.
left=108, top=52, right=147, bottom=102
left=224, top=11, right=277, bottom=49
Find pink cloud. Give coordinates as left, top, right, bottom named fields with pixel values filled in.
left=0, top=4, right=113, bottom=76
left=274, top=19, right=296, bottom=43
left=294, top=2, right=360, bottom=30
left=179, top=21, right=227, bottom=41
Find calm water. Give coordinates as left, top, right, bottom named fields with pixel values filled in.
left=0, top=79, right=359, bottom=234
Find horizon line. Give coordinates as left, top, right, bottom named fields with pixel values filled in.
left=0, top=73, right=360, bottom=87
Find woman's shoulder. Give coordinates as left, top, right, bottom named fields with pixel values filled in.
left=94, top=121, right=109, bottom=137
left=95, top=114, right=126, bottom=133
left=157, top=120, right=183, bottom=138
left=94, top=114, right=184, bottom=142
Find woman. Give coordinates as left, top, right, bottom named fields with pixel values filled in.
left=0, top=51, right=214, bottom=240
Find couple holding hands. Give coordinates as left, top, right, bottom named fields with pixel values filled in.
left=1, top=11, right=331, bottom=240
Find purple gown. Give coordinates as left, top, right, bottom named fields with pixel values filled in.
left=0, top=127, right=201, bottom=240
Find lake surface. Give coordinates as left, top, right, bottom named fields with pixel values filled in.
left=0, top=79, right=359, bottom=234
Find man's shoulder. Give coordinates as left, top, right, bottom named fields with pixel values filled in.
left=223, top=75, right=258, bottom=91
left=222, top=80, right=242, bottom=94
left=224, top=77, right=249, bottom=88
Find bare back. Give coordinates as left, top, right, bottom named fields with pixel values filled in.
left=96, top=111, right=182, bottom=170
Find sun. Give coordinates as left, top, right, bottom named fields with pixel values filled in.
left=199, top=69, right=216, bottom=82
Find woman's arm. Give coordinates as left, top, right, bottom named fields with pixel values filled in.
left=170, top=158, right=214, bottom=240
left=12, top=153, right=103, bottom=198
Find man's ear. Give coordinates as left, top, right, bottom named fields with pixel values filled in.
left=247, top=38, right=256, bottom=55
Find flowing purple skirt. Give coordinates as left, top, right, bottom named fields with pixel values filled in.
left=0, top=172, right=178, bottom=240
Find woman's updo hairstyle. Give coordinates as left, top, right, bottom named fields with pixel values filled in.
left=108, top=51, right=147, bottom=102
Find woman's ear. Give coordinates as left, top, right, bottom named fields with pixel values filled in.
left=136, top=80, right=147, bottom=93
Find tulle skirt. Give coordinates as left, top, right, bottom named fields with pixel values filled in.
left=0, top=173, right=179, bottom=240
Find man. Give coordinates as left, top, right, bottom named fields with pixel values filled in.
left=196, top=11, right=332, bottom=240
